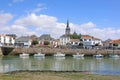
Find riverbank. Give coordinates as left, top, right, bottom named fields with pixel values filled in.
left=1, top=47, right=120, bottom=56
left=9, top=47, right=120, bottom=56
left=0, top=71, right=120, bottom=80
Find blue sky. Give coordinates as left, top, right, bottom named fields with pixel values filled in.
left=0, top=0, right=120, bottom=40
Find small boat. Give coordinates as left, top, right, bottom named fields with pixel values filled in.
left=73, top=53, right=84, bottom=58
left=19, top=53, right=29, bottom=57
left=94, top=54, right=103, bottom=58
left=54, top=52, right=65, bottom=57
left=34, top=53, right=45, bottom=57
left=109, top=54, right=119, bottom=58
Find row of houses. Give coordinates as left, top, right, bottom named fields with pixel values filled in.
left=1, top=33, right=120, bottom=49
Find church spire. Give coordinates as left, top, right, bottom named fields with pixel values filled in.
left=65, top=19, right=71, bottom=35
left=67, top=19, right=69, bottom=28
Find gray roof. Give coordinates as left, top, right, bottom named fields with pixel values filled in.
left=39, top=34, right=54, bottom=40
left=15, top=36, right=31, bottom=42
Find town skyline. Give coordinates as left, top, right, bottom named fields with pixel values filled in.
left=0, top=0, right=120, bottom=40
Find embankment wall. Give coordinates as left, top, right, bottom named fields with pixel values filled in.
left=8, top=48, right=120, bottom=56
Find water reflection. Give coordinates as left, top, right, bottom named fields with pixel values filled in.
left=0, top=56, right=120, bottom=75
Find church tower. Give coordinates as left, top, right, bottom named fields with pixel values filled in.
left=65, top=20, right=71, bottom=35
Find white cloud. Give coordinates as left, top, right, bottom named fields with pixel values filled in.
left=0, top=12, right=120, bottom=40
left=14, top=13, right=65, bottom=37
left=71, top=23, right=120, bottom=40
left=0, top=12, right=13, bottom=25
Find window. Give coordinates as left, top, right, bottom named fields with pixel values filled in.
left=89, top=39, right=91, bottom=41
left=84, top=39, right=87, bottom=41
left=75, top=42, right=78, bottom=44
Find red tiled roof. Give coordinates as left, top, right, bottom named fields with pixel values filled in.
left=109, top=39, right=120, bottom=43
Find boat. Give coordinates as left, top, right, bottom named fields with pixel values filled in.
left=73, top=53, right=84, bottom=58
left=109, top=54, right=119, bottom=58
left=19, top=53, right=29, bottom=57
left=54, top=52, right=65, bottom=57
left=34, top=53, right=45, bottom=57
left=93, top=54, right=103, bottom=58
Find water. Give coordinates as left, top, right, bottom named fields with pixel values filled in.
left=0, top=56, right=120, bottom=75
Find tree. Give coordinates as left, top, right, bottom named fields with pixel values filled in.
left=69, top=32, right=80, bottom=39
left=44, top=41, right=50, bottom=45
left=32, top=40, right=38, bottom=45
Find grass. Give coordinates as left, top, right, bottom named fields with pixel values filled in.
left=0, top=71, right=120, bottom=80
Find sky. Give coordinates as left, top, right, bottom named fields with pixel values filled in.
left=0, top=0, right=120, bottom=40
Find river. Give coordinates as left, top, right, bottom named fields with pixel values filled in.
left=0, top=56, right=120, bottom=75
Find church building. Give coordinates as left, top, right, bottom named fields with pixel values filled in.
left=60, top=20, right=71, bottom=45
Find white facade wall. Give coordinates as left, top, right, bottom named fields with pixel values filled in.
left=82, top=37, right=102, bottom=49
left=92, top=40, right=102, bottom=46
left=0, top=34, right=15, bottom=46
left=82, top=38, right=93, bottom=46
left=60, top=37, right=70, bottom=45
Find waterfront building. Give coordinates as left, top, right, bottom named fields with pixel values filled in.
left=38, top=34, right=58, bottom=48
left=60, top=35, right=70, bottom=46
left=102, top=39, right=112, bottom=49
left=109, top=39, right=120, bottom=48
left=0, top=34, right=15, bottom=46
left=81, top=35, right=102, bottom=49
left=15, top=36, right=32, bottom=48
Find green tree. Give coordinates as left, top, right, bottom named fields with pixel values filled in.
left=69, top=32, right=80, bottom=39
left=44, top=41, right=50, bottom=45
left=32, top=40, right=38, bottom=45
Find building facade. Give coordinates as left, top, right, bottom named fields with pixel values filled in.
left=15, top=36, right=32, bottom=48
left=60, top=35, right=70, bottom=45
left=109, top=39, right=120, bottom=48
left=81, top=35, right=102, bottom=49
left=0, top=34, right=15, bottom=46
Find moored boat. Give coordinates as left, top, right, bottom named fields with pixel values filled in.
left=73, top=53, right=84, bottom=58
left=109, top=54, right=119, bottom=58
left=93, top=54, right=103, bottom=58
left=34, top=53, right=45, bottom=57
left=54, top=52, right=65, bottom=57
left=19, top=53, right=29, bottom=57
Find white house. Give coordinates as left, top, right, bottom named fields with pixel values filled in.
left=81, top=35, right=102, bottom=49
left=60, top=35, right=70, bottom=45
left=0, top=34, right=15, bottom=46
left=15, top=36, right=32, bottom=48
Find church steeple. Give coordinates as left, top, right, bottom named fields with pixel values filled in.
left=65, top=20, right=71, bottom=35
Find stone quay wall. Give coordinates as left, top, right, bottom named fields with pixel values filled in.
left=8, top=48, right=120, bottom=56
